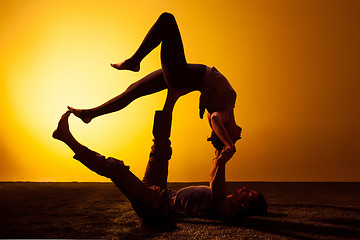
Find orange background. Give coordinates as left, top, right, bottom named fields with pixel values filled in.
left=1, top=0, right=359, bottom=182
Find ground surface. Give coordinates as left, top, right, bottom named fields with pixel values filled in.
left=1, top=182, right=359, bottom=239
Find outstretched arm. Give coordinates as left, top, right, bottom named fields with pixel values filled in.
left=210, top=147, right=235, bottom=218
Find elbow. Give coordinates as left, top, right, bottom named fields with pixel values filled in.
left=210, top=112, right=221, bottom=123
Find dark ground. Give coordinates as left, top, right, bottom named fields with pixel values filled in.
left=0, top=182, right=359, bottom=239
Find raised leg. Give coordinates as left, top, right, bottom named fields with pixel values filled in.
left=53, top=111, right=128, bottom=178
left=52, top=111, right=84, bottom=152
left=142, top=110, right=173, bottom=189
left=52, top=111, right=163, bottom=217
left=68, top=69, right=167, bottom=123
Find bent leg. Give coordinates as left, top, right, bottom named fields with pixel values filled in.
left=158, top=13, right=188, bottom=88
left=73, top=145, right=161, bottom=216
left=69, top=69, right=167, bottom=123
left=149, top=13, right=205, bottom=89
left=125, top=13, right=190, bottom=89
left=131, top=13, right=187, bottom=72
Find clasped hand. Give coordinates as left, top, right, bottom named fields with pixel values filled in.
left=218, top=144, right=236, bottom=164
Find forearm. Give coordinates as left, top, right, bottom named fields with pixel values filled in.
left=210, top=148, right=238, bottom=218
left=210, top=158, right=227, bottom=208
left=210, top=113, right=233, bottom=147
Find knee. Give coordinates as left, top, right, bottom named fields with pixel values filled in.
left=150, top=141, right=172, bottom=161
left=101, top=157, right=130, bottom=178
left=125, top=82, right=142, bottom=98
left=127, top=81, right=139, bottom=91
left=160, top=12, right=176, bottom=23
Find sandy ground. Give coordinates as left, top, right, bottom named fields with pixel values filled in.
left=0, top=182, right=359, bottom=239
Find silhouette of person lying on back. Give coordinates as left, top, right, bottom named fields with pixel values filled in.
left=53, top=108, right=267, bottom=220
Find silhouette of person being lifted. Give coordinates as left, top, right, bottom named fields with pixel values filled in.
left=56, top=13, right=267, bottom=220
left=68, top=12, right=242, bottom=155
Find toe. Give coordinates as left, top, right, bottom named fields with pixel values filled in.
left=67, top=106, right=75, bottom=112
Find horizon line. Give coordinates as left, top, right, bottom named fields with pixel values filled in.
left=1, top=181, right=359, bottom=183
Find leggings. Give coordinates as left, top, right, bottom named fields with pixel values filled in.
left=73, top=111, right=173, bottom=218
left=131, top=12, right=205, bottom=90
left=86, top=13, right=206, bottom=119
left=73, top=144, right=171, bottom=218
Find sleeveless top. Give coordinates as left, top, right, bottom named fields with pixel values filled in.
left=199, top=66, right=237, bottom=119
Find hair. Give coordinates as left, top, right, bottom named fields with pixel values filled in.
left=234, top=192, right=268, bottom=218
left=247, top=193, right=268, bottom=216
left=207, top=130, right=225, bottom=150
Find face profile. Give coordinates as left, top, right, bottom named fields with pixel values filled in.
left=227, top=187, right=268, bottom=216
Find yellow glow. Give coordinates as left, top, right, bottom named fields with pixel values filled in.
left=1, top=0, right=359, bottom=182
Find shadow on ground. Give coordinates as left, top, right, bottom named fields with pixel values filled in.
left=1, top=182, right=359, bottom=239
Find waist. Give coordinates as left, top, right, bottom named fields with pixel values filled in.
left=201, top=66, right=213, bottom=89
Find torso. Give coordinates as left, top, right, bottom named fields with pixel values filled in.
left=169, top=185, right=214, bottom=217
left=199, top=66, right=237, bottom=118
left=186, top=63, right=207, bottom=90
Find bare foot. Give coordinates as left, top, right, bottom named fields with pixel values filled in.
left=52, top=111, right=73, bottom=142
left=110, top=59, right=140, bottom=72
left=67, top=106, right=92, bottom=123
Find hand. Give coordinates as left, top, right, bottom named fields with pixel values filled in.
left=227, top=144, right=236, bottom=156
left=218, top=144, right=236, bottom=164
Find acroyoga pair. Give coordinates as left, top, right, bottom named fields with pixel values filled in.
left=53, top=12, right=267, bottom=220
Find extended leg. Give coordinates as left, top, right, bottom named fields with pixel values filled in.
left=53, top=111, right=163, bottom=217
left=142, top=110, right=173, bottom=189
left=53, top=111, right=132, bottom=182
left=68, top=69, right=167, bottom=123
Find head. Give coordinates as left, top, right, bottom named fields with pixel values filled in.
left=227, top=187, right=268, bottom=217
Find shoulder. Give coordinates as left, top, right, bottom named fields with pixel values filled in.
left=215, top=197, right=239, bottom=219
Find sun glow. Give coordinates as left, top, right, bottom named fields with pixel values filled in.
left=2, top=1, right=169, bottom=181
left=1, top=0, right=359, bottom=182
